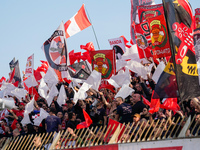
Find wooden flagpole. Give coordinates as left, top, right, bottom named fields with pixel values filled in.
left=137, top=120, right=149, bottom=142
left=127, top=121, right=140, bottom=143
left=77, top=128, right=89, bottom=147
left=142, top=120, right=155, bottom=141
left=163, top=117, right=175, bottom=139
left=95, top=125, right=107, bottom=146
left=82, top=126, right=94, bottom=147
left=147, top=119, right=160, bottom=141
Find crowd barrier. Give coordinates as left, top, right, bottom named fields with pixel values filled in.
left=0, top=115, right=199, bottom=150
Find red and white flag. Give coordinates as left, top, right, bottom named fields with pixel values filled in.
left=64, top=4, right=91, bottom=38
left=25, top=54, right=34, bottom=77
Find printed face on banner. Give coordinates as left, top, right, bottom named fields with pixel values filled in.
left=134, top=21, right=153, bottom=59
left=90, top=50, right=116, bottom=79
left=148, top=14, right=171, bottom=58
left=43, top=23, right=69, bottom=72
left=137, top=4, right=164, bottom=23
left=108, top=37, right=125, bottom=60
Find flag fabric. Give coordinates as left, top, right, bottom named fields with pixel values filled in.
left=163, top=0, right=200, bottom=101
left=108, top=37, right=126, bottom=60
left=34, top=108, right=49, bottom=126
left=9, top=59, right=22, bottom=86
left=153, top=58, right=178, bottom=99
left=28, top=87, right=39, bottom=101
left=80, top=42, right=95, bottom=51
left=25, top=54, right=34, bottom=77
left=133, top=21, right=153, bottom=59
left=160, top=98, right=180, bottom=114
left=57, top=85, right=67, bottom=106
left=76, top=109, right=92, bottom=129
left=148, top=14, right=171, bottom=58
left=85, top=70, right=101, bottom=91
left=137, top=3, right=164, bottom=23
left=64, top=4, right=91, bottom=38
left=38, top=78, right=49, bottom=99
left=114, top=84, right=135, bottom=99
left=42, top=21, right=69, bottom=71
left=46, top=84, right=59, bottom=106
left=23, top=75, right=38, bottom=88
left=8, top=68, right=15, bottom=83
left=194, top=28, right=200, bottom=84
left=90, top=50, right=116, bottom=79
left=195, top=8, right=200, bottom=29
left=68, top=61, right=91, bottom=80
left=149, top=91, right=160, bottom=114
left=130, top=0, right=155, bottom=43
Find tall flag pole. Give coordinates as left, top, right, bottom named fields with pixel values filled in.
left=84, top=5, right=101, bottom=50
left=162, top=0, right=200, bottom=101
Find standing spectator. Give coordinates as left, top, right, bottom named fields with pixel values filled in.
left=45, top=108, right=62, bottom=133
left=132, top=93, right=146, bottom=115
left=115, top=97, right=133, bottom=124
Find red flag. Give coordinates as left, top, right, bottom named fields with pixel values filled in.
left=76, top=109, right=92, bottom=129
left=90, top=50, right=116, bottom=79
left=120, top=35, right=131, bottom=48
left=149, top=91, right=160, bottom=114
left=104, top=118, right=125, bottom=143
left=81, top=51, right=91, bottom=63
left=148, top=14, right=171, bottom=59
left=133, top=21, right=153, bottom=59
left=160, top=98, right=180, bottom=114
left=80, top=42, right=95, bottom=51
left=29, top=87, right=39, bottom=101
left=9, top=68, right=15, bottom=83
left=11, top=119, right=18, bottom=130
left=64, top=4, right=91, bottom=38
left=142, top=95, right=151, bottom=106
left=0, top=77, right=6, bottom=88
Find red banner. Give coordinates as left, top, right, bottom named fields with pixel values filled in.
left=90, top=50, right=116, bottom=79
left=195, top=8, right=200, bottom=29
left=133, top=21, right=153, bottom=59
left=137, top=4, right=164, bottom=23
left=148, top=14, right=171, bottom=58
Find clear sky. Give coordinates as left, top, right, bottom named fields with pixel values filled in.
left=0, top=0, right=199, bottom=79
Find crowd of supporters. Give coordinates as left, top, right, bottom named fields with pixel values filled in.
left=0, top=61, right=200, bottom=143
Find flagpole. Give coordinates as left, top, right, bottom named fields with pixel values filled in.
left=84, top=5, right=101, bottom=50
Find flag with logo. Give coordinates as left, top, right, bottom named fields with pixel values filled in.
left=42, top=21, right=69, bottom=72
left=130, top=0, right=155, bottom=43
left=90, top=50, right=116, bottom=79
left=108, top=37, right=126, bottom=60
left=133, top=21, right=153, bottom=59
left=64, top=4, right=91, bottom=38
left=137, top=3, right=164, bottom=23
left=148, top=14, right=171, bottom=58
left=163, top=0, right=200, bottom=101
left=25, top=54, right=34, bottom=77
left=195, top=8, right=200, bottom=29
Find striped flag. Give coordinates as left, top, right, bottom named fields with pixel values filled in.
left=64, top=4, right=91, bottom=38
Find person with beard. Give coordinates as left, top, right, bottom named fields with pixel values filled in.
left=115, top=97, right=133, bottom=124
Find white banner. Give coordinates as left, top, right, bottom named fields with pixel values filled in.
left=25, top=54, right=34, bottom=77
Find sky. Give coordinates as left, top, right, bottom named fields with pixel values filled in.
left=0, top=0, right=199, bottom=79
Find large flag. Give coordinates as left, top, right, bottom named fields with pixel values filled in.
left=163, top=0, right=200, bottom=101
left=194, top=28, right=200, bottom=84
left=108, top=37, right=126, bottom=60
left=64, top=4, right=91, bottom=38
left=148, top=14, right=171, bottom=58
left=90, top=50, right=116, bottom=79
left=25, top=54, right=34, bottom=77
left=130, top=0, right=155, bottom=43
left=137, top=3, right=164, bottom=23
left=42, top=21, right=69, bottom=72
left=195, top=8, right=200, bottom=29
left=133, top=21, right=153, bottom=59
